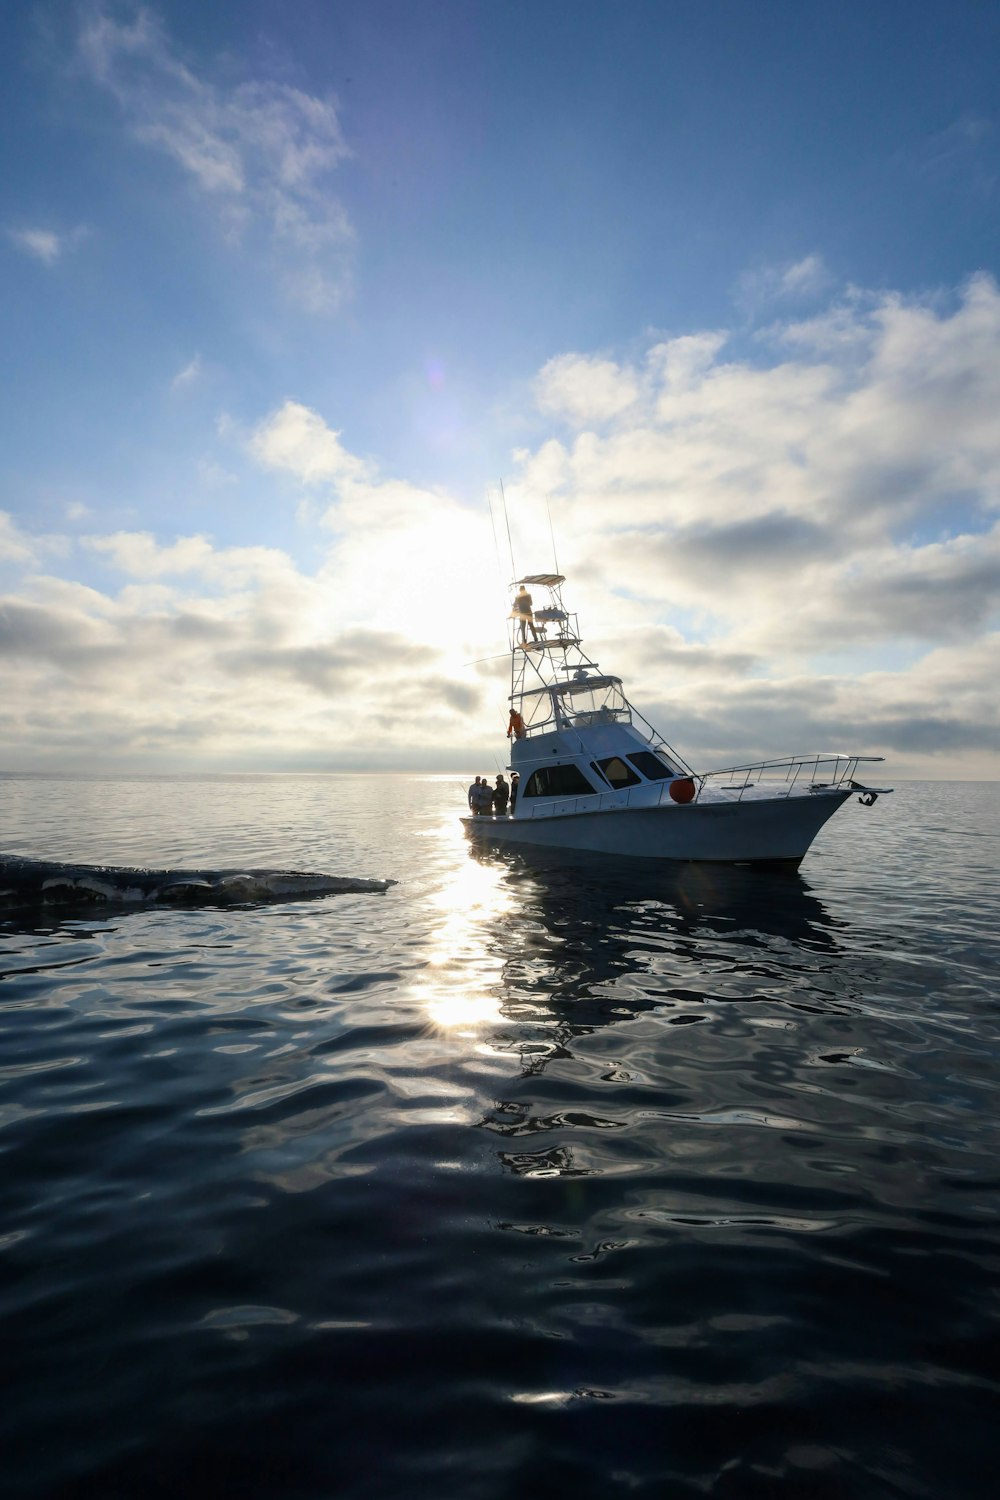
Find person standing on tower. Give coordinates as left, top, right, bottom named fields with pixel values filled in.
left=512, top=585, right=540, bottom=644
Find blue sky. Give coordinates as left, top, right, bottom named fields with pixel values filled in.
left=2, top=0, right=999, bottom=773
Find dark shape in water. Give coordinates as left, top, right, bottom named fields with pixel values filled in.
left=0, top=854, right=394, bottom=910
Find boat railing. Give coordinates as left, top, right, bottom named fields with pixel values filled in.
left=627, top=705, right=695, bottom=777
left=527, top=789, right=641, bottom=817
left=696, top=752, right=884, bottom=801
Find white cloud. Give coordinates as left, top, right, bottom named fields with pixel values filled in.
left=736, top=253, right=831, bottom=318
left=0, top=512, right=37, bottom=565
left=82, top=530, right=305, bottom=597
left=171, top=354, right=203, bottom=389
left=76, top=2, right=354, bottom=312
left=83, top=531, right=217, bottom=579
left=648, top=331, right=728, bottom=394
left=535, top=354, right=639, bottom=425
left=250, top=403, right=501, bottom=643
left=8, top=228, right=61, bottom=265
left=0, top=517, right=495, bottom=771
left=779, top=254, right=829, bottom=298
left=250, top=400, right=372, bottom=486
left=916, top=115, right=995, bottom=190
left=2, top=275, right=1000, bottom=775
left=7, top=225, right=88, bottom=265
left=505, top=275, right=1000, bottom=775
left=0, top=407, right=503, bottom=769
left=196, top=459, right=236, bottom=489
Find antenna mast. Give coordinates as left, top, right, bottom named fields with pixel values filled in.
left=499, top=478, right=516, bottom=580
left=546, top=496, right=560, bottom=576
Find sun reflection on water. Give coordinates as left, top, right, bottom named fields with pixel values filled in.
left=416, top=833, right=515, bottom=1036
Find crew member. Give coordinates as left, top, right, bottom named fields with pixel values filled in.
left=511, top=585, right=540, bottom=644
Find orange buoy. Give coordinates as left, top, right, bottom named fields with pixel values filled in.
left=668, top=777, right=696, bottom=804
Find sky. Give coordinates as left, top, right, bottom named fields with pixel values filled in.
left=2, top=0, right=999, bottom=777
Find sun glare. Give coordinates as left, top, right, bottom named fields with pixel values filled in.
left=416, top=842, right=514, bottom=1035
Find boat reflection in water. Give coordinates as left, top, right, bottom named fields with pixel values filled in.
left=426, top=841, right=850, bottom=1185
left=421, top=831, right=842, bottom=1061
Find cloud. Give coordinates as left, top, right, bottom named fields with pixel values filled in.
left=0, top=409, right=501, bottom=769
left=778, top=254, right=829, bottom=298
left=916, top=115, right=995, bottom=190
left=171, top=354, right=203, bottom=389
left=82, top=530, right=306, bottom=597
left=218, top=632, right=435, bottom=695
left=0, top=512, right=37, bottom=565
left=505, top=274, right=1000, bottom=774
left=0, top=556, right=488, bottom=770
left=535, top=354, right=639, bottom=425
left=76, top=2, right=354, bottom=311
left=2, top=275, right=1000, bottom=776
left=735, top=253, right=832, bottom=318
left=516, top=274, right=1000, bottom=545
left=649, top=332, right=728, bottom=394
left=250, top=400, right=371, bottom=486
left=247, top=402, right=503, bottom=644
left=84, top=531, right=217, bottom=579
left=7, top=225, right=88, bottom=265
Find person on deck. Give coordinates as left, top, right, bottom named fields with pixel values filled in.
left=493, top=774, right=509, bottom=815
left=512, top=585, right=540, bottom=644
left=510, top=772, right=520, bottom=812
left=471, top=778, right=494, bottom=815
left=467, top=775, right=482, bottom=811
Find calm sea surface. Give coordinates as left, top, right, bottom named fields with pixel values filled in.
left=1, top=774, right=998, bottom=1500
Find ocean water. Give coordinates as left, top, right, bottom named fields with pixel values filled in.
left=1, top=773, right=998, bottom=1500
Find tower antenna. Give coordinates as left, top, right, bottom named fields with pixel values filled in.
left=487, top=488, right=500, bottom=569
left=486, top=488, right=508, bottom=607
left=546, top=496, right=560, bottom=576
left=499, top=478, right=516, bottom=580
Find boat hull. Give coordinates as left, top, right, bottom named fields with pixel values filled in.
left=462, top=788, right=852, bottom=867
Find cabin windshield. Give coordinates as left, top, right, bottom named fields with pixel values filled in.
left=558, top=678, right=630, bottom=727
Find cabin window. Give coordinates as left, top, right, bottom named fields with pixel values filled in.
left=627, top=750, right=677, bottom=781
left=596, top=755, right=641, bottom=789
left=523, top=764, right=596, bottom=799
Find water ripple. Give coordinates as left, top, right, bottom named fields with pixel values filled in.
left=0, top=775, right=998, bottom=1498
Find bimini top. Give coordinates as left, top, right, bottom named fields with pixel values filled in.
left=519, top=673, right=623, bottom=699
left=514, top=573, right=565, bottom=588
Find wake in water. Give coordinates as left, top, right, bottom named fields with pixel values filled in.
left=0, top=854, right=394, bottom=909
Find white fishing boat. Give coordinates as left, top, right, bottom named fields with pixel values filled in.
left=463, top=574, right=891, bottom=869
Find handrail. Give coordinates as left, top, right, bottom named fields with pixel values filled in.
left=698, top=752, right=883, bottom=776
left=695, top=752, right=881, bottom=803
